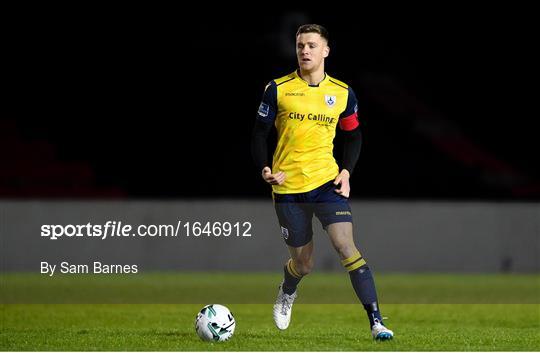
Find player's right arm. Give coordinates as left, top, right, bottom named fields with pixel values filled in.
left=251, top=81, right=285, bottom=185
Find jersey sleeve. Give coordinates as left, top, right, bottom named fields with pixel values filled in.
left=256, top=81, right=278, bottom=124
left=338, top=86, right=360, bottom=131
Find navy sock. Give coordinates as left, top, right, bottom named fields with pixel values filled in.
left=282, top=259, right=302, bottom=295
left=349, top=266, right=383, bottom=327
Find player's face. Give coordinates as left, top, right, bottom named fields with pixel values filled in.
left=296, top=33, right=329, bottom=72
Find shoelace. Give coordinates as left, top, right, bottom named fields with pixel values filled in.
left=280, top=295, right=294, bottom=315
left=372, top=318, right=386, bottom=331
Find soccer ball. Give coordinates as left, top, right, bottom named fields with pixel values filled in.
left=195, top=304, right=236, bottom=342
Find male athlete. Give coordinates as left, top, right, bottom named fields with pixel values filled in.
left=251, top=24, right=393, bottom=340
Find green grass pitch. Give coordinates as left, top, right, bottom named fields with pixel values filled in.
left=1, top=273, right=539, bottom=351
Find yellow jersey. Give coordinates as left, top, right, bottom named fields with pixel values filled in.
left=256, top=70, right=360, bottom=194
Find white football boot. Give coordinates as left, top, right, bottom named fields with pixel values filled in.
left=272, top=283, right=297, bottom=330
left=371, top=318, right=394, bottom=340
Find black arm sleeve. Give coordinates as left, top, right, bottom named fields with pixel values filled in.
left=342, top=126, right=362, bottom=174
left=251, top=119, right=273, bottom=172
left=251, top=80, right=277, bottom=172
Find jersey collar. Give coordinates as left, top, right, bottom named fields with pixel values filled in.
left=294, top=70, right=328, bottom=87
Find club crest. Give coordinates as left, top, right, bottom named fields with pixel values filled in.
left=325, top=95, right=336, bottom=107
left=281, top=226, right=289, bottom=239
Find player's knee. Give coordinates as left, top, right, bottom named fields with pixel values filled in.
left=295, top=257, right=314, bottom=275
left=337, top=245, right=358, bottom=260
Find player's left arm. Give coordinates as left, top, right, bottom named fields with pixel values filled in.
left=334, top=86, right=362, bottom=197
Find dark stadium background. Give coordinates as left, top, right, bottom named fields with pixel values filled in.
left=3, top=10, right=537, bottom=199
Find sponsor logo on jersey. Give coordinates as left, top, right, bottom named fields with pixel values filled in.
left=285, top=92, right=305, bottom=96
left=288, top=111, right=335, bottom=125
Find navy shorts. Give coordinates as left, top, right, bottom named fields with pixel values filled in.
left=273, top=180, right=353, bottom=247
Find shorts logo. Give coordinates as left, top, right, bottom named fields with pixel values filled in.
left=258, top=102, right=269, bottom=117
left=281, top=226, right=289, bottom=239
left=336, top=211, right=352, bottom=216
left=325, top=95, right=336, bottom=107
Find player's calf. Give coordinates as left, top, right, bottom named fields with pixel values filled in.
left=342, top=250, right=394, bottom=339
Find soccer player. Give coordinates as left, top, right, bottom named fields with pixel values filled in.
left=251, top=24, right=394, bottom=340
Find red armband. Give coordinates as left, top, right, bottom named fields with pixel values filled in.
left=339, top=112, right=360, bottom=131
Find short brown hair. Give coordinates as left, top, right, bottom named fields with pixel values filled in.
left=296, top=24, right=329, bottom=42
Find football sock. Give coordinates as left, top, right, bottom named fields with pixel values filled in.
left=282, top=258, right=302, bottom=295
left=342, top=250, right=384, bottom=327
